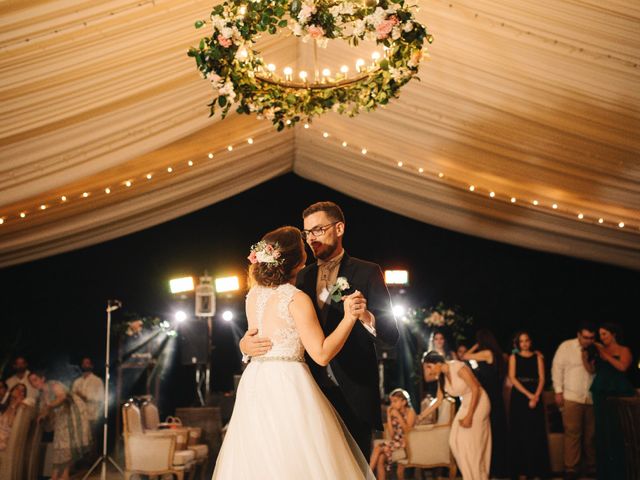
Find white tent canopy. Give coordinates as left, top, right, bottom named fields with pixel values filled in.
left=1, top=0, right=639, bottom=269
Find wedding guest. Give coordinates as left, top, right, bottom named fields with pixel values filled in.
left=551, top=321, right=597, bottom=479
left=590, top=323, right=635, bottom=480
left=463, top=328, right=509, bottom=478
left=0, top=384, right=27, bottom=451
left=29, top=370, right=90, bottom=480
left=508, top=331, right=550, bottom=479
left=6, top=356, right=38, bottom=402
left=456, top=343, right=469, bottom=361
left=71, top=357, right=104, bottom=451
left=420, top=351, right=491, bottom=480
left=429, top=329, right=456, bottom=360
left=369, top=388, right=416, bottom=480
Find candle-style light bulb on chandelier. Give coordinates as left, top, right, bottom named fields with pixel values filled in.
left=189, top=0, right=433, bottom=130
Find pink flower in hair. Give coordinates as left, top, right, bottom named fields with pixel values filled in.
left=248, top=251, right=258, bottom=264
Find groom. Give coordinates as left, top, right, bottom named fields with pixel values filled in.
left=242, top=201, right=398, bottom=457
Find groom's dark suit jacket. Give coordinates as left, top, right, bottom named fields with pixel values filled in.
left=296, top=253, right=398, bottom=431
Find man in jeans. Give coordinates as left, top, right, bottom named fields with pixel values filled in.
left=551, top=322, right=597, bottom=479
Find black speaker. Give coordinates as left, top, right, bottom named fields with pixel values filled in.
left=178, top=320, right=209, bottom=365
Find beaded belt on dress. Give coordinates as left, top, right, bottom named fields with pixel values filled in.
left=252, top=356, right=304, bottom=363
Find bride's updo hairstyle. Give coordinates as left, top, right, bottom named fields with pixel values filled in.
left=249, top=226, right=305, bottom=287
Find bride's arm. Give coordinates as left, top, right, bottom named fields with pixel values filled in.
left=290, top=291, right=358, bottom=366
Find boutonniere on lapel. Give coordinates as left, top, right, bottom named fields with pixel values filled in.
left=328, top=277, right=350, bottom=303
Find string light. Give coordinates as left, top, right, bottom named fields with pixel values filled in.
left=4, top=127, right=637, bottom=234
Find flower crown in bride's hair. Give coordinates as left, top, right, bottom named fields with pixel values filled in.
left=247, top=241, right=283, bottom=266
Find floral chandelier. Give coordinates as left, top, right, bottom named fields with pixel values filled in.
left=189, top=0, right=432, bottom=130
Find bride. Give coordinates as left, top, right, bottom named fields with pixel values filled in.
left=212, top=226, right=374, bottom=479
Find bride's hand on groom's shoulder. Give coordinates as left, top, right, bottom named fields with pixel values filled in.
left=240, top=328, right=273, bottom=357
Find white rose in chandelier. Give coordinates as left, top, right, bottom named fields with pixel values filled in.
left=297, top=1, right=316, bottom=25
left=218, top=81, right=236, bottom=101
left=220, top=26, right=234, bottom=39
left=207, top=71, right=223, bottom=89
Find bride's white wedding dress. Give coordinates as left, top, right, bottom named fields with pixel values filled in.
left=212, top=283, right=373, bottom=479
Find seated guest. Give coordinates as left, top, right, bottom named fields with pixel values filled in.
left=29, top=370, right=91, bottom=480
left=421, top=351, right=491, bottom=480
left=6, top=356, right=38, bottom=403
left=370, top=388, right=416, bottom=480
left=0, top=384, right=28, bottom=451
left=72, top=357, right=104, bottom=452
left=590, top=323, right=635, bottom=480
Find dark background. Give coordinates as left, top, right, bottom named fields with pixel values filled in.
left=1, top=173, right=638, bottom=411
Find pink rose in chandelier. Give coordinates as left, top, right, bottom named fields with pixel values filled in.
left=217, top=34, right=233, bottom=48
left=307, top=25, right=325, bottom=39
left=376, top=15, right=399, bottom=40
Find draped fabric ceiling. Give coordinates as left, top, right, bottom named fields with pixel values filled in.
left=1, top=0, right=639, bottom=269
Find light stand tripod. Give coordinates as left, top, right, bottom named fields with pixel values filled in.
left=83, top=300, right=125, bottom=480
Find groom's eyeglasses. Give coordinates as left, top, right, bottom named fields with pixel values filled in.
left=301, top=222, right=339, bottom=241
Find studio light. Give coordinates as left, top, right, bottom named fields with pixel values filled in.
left=175, top=310, right=188, bottom=322
left=222, top=310, right=234, bottom=322
left=215, top=276, right=240, bottom=293
left=385, top=270, right=409, bottom=285
left=392, top=304, right=407, bottom=318
left=169, top=276, right=194, bottom=294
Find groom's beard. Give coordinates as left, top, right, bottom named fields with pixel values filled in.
left=312, top=241, right=338, bottom=261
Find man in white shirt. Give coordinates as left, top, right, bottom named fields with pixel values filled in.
left=72, top=357, right=104, bottom=450
left=5, top=356, right=39, bottom=404
left=551, top=322, right=597, bottom=479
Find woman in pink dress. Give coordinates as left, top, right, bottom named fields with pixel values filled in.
left=419, top=351, right=491, bottom=480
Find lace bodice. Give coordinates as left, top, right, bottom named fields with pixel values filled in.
left=246, top=284, right=304, bottom=361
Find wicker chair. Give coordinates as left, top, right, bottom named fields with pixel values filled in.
left=122, top=402, right=195, bottom=480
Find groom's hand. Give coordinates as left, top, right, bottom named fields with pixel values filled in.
left=239, top=328, right=272, bottom=357
left=351, top=290, right=375, bottom=329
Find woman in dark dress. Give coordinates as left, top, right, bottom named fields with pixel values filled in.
left=590, top=323, right=635, bottom=480
left=463, top=328, right=509, bottom=478
left=508, top=331, right=550, bottom=479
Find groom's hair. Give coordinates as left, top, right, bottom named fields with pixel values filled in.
left=302, top=201, right=345, bottom=224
